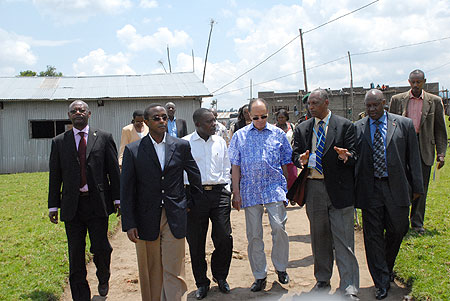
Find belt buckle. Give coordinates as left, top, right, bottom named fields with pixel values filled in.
left=203, top=185, right=213, bottom=191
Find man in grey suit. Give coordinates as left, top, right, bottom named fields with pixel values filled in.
left=389, top=69, right=447, bottom=233
left=355, top=89, right=424, bottom=300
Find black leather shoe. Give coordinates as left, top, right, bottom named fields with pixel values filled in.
left=276, top=270, right=289, bottom=284
left=375, top=287, right=388, bottom=300
left=213, top=278, right=230, bottom=293
left=250, top=278, right=267, bottom=292
left=195, top=285, right=209, bottom=300
left=98, top=282, right=109, bottom=297
left=311, top=281, right=331, bottom=292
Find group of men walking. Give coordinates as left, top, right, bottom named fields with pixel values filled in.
left=48, top=69, right=447, bottom=301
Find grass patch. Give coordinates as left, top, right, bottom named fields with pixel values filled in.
left=0, top=172, right=119, bottom=300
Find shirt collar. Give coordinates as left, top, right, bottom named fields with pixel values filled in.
left=149, top=133, right=166, bottom=145
left=192, top=130, right=213, bottom=142
left=73, top=125, right=89, bottom=136
left=249, top=122, right=271, bottom=132
left=409, top=89, right=424, bottom=99
left=168, top=116, right=177, bottom=122
left=313, top=110, right=331, bottom=125
left=369, top=111, right=387, bottom=125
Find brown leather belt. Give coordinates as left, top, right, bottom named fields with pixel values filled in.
left=203, top=184, right=226, bottom=191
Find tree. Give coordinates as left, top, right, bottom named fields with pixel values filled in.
left=38, top=65, right=63, bottom=77
left=19, top=70, right=37, bottom=77
left=210, top=99, right=217, bottom=109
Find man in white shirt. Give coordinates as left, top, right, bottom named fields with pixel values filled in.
left=183, top=108, right=233, bottom=300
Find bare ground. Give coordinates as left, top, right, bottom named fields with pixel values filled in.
left=61, top=206, right=410, bottom=300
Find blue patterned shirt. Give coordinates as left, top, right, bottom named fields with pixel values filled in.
left=167, top=117, right=177, bottom=137
left=229, top=122, right=292, bottom=208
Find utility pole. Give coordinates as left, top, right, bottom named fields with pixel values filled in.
left=167, top=45, right=172, bottom=73
left=347, top=51, right=354, bottom=121
left=202, top=19, right=215, bottom=83
left=192, top=49, right=195, bottom=72
left=299, top=28, right=308, bottom=93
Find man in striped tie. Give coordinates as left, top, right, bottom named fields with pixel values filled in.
left=292, top=89, right=360, bottom=300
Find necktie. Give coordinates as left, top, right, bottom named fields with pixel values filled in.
left=315, top=121, right=325, bottom=174
left=78, top=132, right=87, bottom=188
left=373, top=121, right=387, bottom=177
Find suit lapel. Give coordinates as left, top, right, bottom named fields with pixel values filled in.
left=362, top=118, right=373, bottom=149
left=86, top=129, right=98, bottom=159
left=420, top=91, right=431, bottom=129
left=401, top=92, right=409, bottom=117
left=164, top=135, right=176, bottom=171
left=386, top=113, right=397, bottom=148
left=65, top=130, right=79, bottom=163
left=305, top=119, right=314, bottom=150
left=142, top=135, right=162, bottom=172
left=323, top=114, right=336, bottom=155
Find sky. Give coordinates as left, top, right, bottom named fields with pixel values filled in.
left=1, top=0, right=450, bottom=110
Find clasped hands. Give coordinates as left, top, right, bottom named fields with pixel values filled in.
left=299, top=147, right=352, bottom=166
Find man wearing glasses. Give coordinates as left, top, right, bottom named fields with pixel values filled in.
left=121, top=104, right=202, bottom=300
left=229, top=98, right=292, bottom=292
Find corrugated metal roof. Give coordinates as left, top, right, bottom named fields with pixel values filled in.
left=0, top=72, right=212, bottom=101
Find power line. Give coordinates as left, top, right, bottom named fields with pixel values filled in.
left=211, top=0, right=380, bottom=94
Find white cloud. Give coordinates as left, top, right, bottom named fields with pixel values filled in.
left=117, top=24, right=191, bottom=53
left=73, top=48, right=135, bottom=75
left=0, top=28, right=37, bottom=75
left=139, top=0, right=158, bottom=9
left=32, top=0, right=132, bottom=23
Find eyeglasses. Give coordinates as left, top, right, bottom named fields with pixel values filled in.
left=69, top=108, right=87, bottom=114
left=252, top=115, right=268, bottom=121
left=151, top=115, right=168, bottom=121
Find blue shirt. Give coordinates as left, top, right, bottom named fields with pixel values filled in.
left=167, top=117, right=177, bottom=137
left=369, top=111, right=388, bottom=177
left=229, top=122, right=292, bottom=208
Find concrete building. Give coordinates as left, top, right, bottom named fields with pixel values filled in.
left=259, top=83, right=440, bottom=123
left=0, top=72, right=211, bottom=174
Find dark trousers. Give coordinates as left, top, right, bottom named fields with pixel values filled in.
left=410, top=160, right=431, bottom=228
left=186, top=186, right=233, bottom=288
left=64, top=195, right=112, bottom=301
left=362, top=179, right=409, bottom=289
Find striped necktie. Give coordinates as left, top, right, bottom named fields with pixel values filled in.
left=315, top=120, right=325, bottom=174
left=373, top=120, right=387, bottom=177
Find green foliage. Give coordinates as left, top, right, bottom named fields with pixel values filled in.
left=0, top=172, right=119, bottom=300
left=19, top=70, right=37, bottom=77
left=39, top=65, right=63, bottom=77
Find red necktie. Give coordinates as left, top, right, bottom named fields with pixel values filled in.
left=78, top=132, right=87, bottom=188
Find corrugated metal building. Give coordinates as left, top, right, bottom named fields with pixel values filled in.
left=0, top=72, right=212, bottom=174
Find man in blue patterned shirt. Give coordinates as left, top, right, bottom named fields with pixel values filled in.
left=229, top=98, right=292, bottom=292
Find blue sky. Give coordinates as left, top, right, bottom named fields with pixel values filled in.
left=1, top=0, right=450, bottom=110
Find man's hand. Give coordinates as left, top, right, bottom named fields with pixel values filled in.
left=299, top=150, right=310, bottom=167
left=127, top=228, right=139, bottom=243
left=232, top=192, right=242, bottom=211
left=437, top=155, right=445, bottom=169
left=334, top=146, right=352, bottom=163
left=49, top=211, right=58, bottom=224
left=413, top=193, right=421, bottom=200
left=115, top=204, right=121, bottom=217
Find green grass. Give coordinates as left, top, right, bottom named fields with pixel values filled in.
left=0, top=172, right=119, bottom=300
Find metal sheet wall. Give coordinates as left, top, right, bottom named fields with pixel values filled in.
left=0, top=98, right=201, bottom=174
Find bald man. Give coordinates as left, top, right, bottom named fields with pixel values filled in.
left=165, top=102, right=188, bottom=138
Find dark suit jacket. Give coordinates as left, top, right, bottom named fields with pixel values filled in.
left=292, top=113, right=356, bottom=209
left=48, top=128, right=120, bottom=222
left=166, top=118, right=188, bottom=138
left=354, top=113, right=424, bottom=209
left=120, top=134, right=202, bottom=241
left=389, top=90, right=447, bottom=166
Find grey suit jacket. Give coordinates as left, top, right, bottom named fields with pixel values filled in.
left=354, top=113, right=424, bottom=209
left=389, top=90, right=447, bottom=166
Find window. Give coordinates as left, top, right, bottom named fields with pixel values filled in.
left=30, top=120, right=72, bottom=139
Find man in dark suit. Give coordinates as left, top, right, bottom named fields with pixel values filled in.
left=389, top=69, right=447, bottom=234
left=355, top=89, right=424, bottom=300
left=48, top=100, right=120, bottom=300
left=121, top=103, right=202, bottom=300
left=292, top=88, right=359, bottom=300
left=165, top=102, right=188, bottom=138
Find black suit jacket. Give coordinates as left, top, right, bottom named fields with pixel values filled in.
left=120, top=134, right=202, bottom=241
left=354, top=113, right=424, bottom=209
left=48, top=128, right=120, bottom=222
left=292, top=113, right=356, bottom=209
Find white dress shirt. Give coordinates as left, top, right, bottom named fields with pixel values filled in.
left=149, top=133, right=166, bottom=171
left=183, top=131, right=231, bottom=185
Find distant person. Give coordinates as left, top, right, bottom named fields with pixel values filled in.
left=231, top=104, right=251, bottom=134
left=210, top=108, right=229, bottom=144
left=184, top=108, right=233, bottom=299
left=118, top=110, right=149, bottom=170
left=389, top=69, right=447, bottom=234
left=292, top=89, right=359, bottom=300
left=229, top=98, right=292, bottom=292
left=121, top=104, right=202, bottom=301
left=48, top=100, right=120, bottom=300
left=355, top=89, right=423, bottom=300
left=165, top=102, right=188, bottom=138
left=274, top=109, right=297, bottom=189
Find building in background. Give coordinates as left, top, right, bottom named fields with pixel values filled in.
left=0, top=72, right=211, bottom=173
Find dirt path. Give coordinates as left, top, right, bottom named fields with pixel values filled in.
left=61, top=207, right=409, bottom=300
